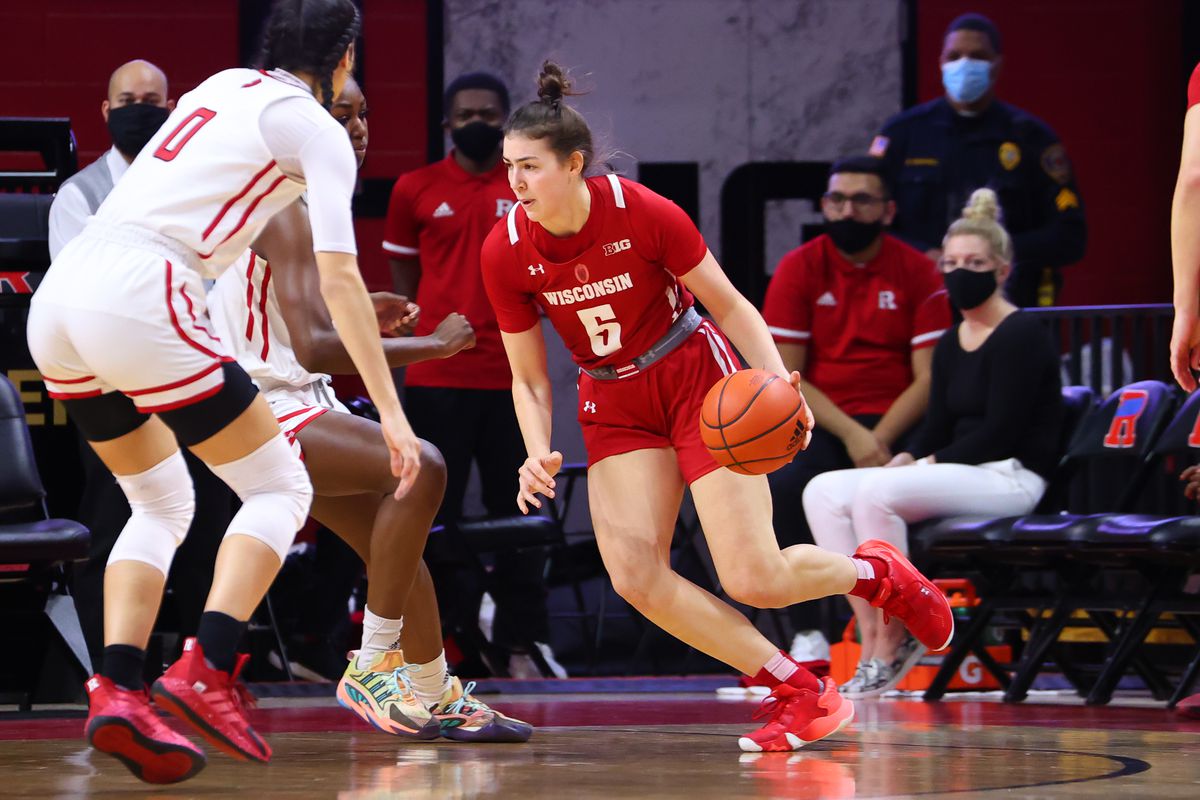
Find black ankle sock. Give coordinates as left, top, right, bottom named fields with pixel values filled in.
left=196, top=611, right=247, bottom=674
left=102, top=644, right=146, bottom=691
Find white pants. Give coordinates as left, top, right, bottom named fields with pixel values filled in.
left=802, top=458, right=1047, bottom=556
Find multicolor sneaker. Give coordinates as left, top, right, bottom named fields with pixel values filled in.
left=335, top=650, right=440, bottom=740
left=84, top=675, right=206, bottom=784
left=432, top=676, right=534, bottom=743
left=150, top=638, right=270, bottom=763
left=738, top=679, right=855, bottom=752
left=854, top=539, right=955, bottom=652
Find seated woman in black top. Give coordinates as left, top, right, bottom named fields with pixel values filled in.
left=802, top=188, right=1063, bottom=698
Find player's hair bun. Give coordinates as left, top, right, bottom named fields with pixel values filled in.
left=537, top=61, right=573, bottom=105
left=962, top=188, right=1001, bottom=223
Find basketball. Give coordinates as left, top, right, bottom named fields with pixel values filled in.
left=700, top=369, right=808, bottom=475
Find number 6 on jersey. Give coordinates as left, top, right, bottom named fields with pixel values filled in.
left=577, top=304, right=622, bottom=357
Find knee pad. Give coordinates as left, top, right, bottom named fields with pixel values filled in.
left=107, top=450, right=195, bottom=575
left=209, top=433, right=313, bottom=562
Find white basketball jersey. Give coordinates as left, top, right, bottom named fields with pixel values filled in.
left=208, top=250, right=328, bottom=393
left=96, top=68, right=321, bottom=278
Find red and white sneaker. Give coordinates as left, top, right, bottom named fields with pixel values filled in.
left=150, top=638, right=271, bottom=763
left=738, top=679, right=855, bottom=752
left=854, top=539, right=955, bottom=652
left=84, top=675, right=206, bottom=784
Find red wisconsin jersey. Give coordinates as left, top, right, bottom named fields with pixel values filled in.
left=481, top=175, right=707, bottom=370
left=762, top=234, right=950, bottom=416
left=383, top=155, right=515, bottom=390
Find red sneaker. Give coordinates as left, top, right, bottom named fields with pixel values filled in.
left=150, top=638, right=271, bottom=763
left=854, top=539, right=955, bottom=651
left=1178, top=693, right=1200, bottom=719
left=84, top=675, right=206, bottom=784
left=738, top=679, right=855, bottom=752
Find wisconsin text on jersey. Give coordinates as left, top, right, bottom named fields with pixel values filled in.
left=540, top=272, right=635, bottom=306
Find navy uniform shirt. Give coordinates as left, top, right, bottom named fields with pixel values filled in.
left=872, top=97, right=1087, bottom=306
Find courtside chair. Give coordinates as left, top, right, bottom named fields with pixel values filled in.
left=1074, top=387, right=1200, bottom=705
left=0, top=374, right=91, bottom=709
left=913, top=385, right=1095, bottom=701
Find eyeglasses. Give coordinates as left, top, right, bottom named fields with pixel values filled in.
left=937, top=256, right=994, bottom=273
left=821, top=192, right=886, bottom=213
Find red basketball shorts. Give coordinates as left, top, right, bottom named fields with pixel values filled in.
left=577, top=320, right=738, bottom=484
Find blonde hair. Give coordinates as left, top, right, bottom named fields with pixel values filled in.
left=943, top=188, right=1013, bottom=263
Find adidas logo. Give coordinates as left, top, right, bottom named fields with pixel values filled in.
left=193, top=681, right=208, bottom=693
left=433, top=201, right=455, bottom=218
left=816, top=291, right=837, bottom=306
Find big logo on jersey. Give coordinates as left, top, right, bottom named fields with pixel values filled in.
left=1103, top=389, right=1148, bottom=448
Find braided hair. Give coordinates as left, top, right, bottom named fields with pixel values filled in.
left=504, top=61, right=595, bottom=172
left=258, top=0, right=361, bottom=109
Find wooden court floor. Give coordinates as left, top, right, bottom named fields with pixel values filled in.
left=1, top=691, right=1197, bottom=798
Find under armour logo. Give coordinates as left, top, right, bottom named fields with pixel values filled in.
left=528, top=263, right=544, bottom=275
left=583, top=401, right=597, bottom=413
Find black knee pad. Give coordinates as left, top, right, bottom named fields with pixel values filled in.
left=158, top=362, right=259, bottom=446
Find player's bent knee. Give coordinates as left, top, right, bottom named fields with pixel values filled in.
left=413, top=440, right=447, bottom=493
left=210, top=433, right=313, bottom=562
left=107, top=450, right=195, bottom=575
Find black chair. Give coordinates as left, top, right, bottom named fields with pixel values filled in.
left=913, top=382, right=1180, bottom=701
left=0, top=374, right=91, bottom=708
left=1072, top=388, right=1200, bottom=705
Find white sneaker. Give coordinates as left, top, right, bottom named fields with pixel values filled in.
left=507, top=642, right=568, bottom=679
left=788, top=630, right=832, bottom=663
left=839, top=661, right=871, bottom=695
left=843, top=659, right=890, bottom=699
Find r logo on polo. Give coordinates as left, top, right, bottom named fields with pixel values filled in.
left=583, top=401, right=597, bottom=413
left=878, top=290, right=897, bottom=310
left=496, top=198, right=514, bottom=217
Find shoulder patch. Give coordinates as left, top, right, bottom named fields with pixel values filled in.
left=1055, top=187, right=1080, bottom=211
left=869, top=135, right=889, bottom=157
left=998, top=142, right=1021, bottom=171
left=1040, top=143, right=1072, bottom=185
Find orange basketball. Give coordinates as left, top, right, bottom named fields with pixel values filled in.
left=700, top=369, right=808, bottom=475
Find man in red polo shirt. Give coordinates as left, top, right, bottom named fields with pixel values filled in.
left=762, top=156, right=951, bottom=663
left=384, top=72, right=561, bottom=679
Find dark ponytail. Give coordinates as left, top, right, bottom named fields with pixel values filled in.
left=504, top=60, right=596, bottom=172
left=258, top=0, right=361, bottom=109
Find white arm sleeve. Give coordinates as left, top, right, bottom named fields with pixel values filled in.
left=259, top=97, right=358, bottom=255
left=47, top=184, right=91, bottom=260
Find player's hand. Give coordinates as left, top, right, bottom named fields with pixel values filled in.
left=381, top=414, right=422, bottom=499
left=846, top=425, right=892, bottom=467
left=432, top=313, right=476, bottom=357
left=1181, top=464, right=1200, bottom=501
left=517, top=451, right=563, bottom=514
left=370, top=292, right=420, bottom=337
left=788, top=371, right=815, bottom=451
left=885, top=452, right=916, bottom=468
left=1169, top=310, right=1200, bottom=392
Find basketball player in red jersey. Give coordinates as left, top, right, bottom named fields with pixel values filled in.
left=481, top=62, right=956, bottom=752
left=26, top=0, right=413, bottom=783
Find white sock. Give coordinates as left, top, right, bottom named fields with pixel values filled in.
left=357, top=607, right=403, bottom=669
left=409, top=651, right=451, bottom=706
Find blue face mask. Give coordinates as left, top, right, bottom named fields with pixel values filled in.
left=941, top=57, right=992, bottom=104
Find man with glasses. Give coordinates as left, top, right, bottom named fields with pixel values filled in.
left=760, top=156, right=951, bottom=667
left=870, top=12, right=1086, bottom=307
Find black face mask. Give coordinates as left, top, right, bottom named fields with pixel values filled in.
left=825, top=218, right=884, bottom=256
left=943, top=268, right=998, bottom=310
left=451, top=121, right=503, bottom=163
left=107, top=103, right=171, bottom=159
